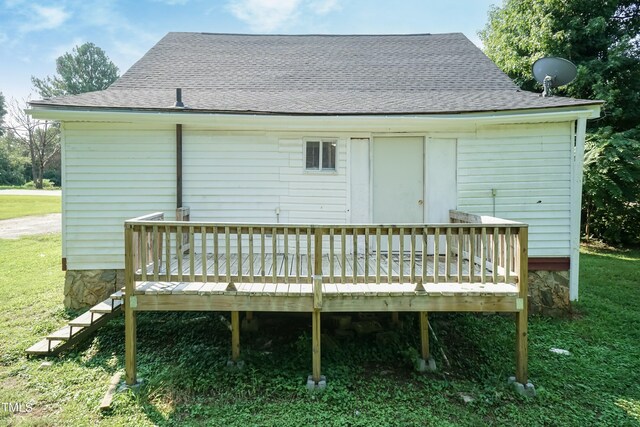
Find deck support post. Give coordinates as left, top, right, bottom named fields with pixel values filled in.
left=416, top=311, right=436, bottom=372
left=124, top=224, right=138, bottom=386
left=125, top=310, right=137, bottom=385
left=391, top=312, right=400, bottom=327
left=312, top=310, right=322, bottom=382
left=512, top=226, right=535, bottom=396
left=242, top=311, right=259, bottom=333
left=515, top=227, right=528, bottom=384
left=515, top=311, right=528, bottom=384
left=419, top=311, right=429, bottom=360
left=308, top=227, right=325, bottom=388
left=231, top=311, right=240, bottom=362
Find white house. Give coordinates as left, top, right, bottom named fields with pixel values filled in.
left=29, top=32, right=601, bottom=314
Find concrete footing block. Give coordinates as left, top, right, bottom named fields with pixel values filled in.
left=508, top=376, right=536, bottom=397
left=117, top=378, right=144, bottom=394
left=416, top=357, right=437, bottom=373
left=226, top=360, right=245, bottom=370
left=306, top=375, right=327, bottom=391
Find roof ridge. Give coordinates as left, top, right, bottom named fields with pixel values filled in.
left=167, top=32, right=465, bottom=37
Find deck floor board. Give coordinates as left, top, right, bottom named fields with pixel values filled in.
left=136, top=253, right=518, bottom=297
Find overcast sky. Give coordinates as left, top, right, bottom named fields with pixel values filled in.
left=0, top=0, right=498, bottom=103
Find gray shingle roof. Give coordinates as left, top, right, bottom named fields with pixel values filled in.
left=30, top=32, right=601, bottom=115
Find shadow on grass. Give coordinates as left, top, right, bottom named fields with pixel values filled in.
left=65, top=310, right=528, bottom=425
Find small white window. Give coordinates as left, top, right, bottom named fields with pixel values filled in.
left=305, top=139, right=336, bottom=171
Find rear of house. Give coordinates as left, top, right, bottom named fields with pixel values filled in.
left=29, top=32, right=601, bottom=314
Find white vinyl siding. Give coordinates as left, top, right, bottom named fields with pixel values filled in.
left=182, top=132, right=285, bottom=222
left=62, top=120, right=575, bottom=270
left=279, top=137, right=347, bottom=223
left=64, top=128, right=349, bottom=270
left=182, top=133, right=347, bottom=224
left=457, top=122, right=573, bottom=257
left=63, top=123, right=176, bottom=270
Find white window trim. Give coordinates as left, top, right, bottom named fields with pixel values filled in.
left=304, top=138, right=338, bottom=173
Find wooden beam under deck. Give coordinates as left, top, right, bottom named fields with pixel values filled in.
left=130, top=293, right=520, bottom=313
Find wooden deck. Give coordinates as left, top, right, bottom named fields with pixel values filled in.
left=157, top=253, right=492, bottom=282
left=122, top=210, right=530, bottom=388
left=136, top=253, right=518, bottom=298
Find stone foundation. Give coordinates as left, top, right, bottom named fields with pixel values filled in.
left=528, top=270, right=570, bottom=316
left=64, top=269, right=124, bottom=309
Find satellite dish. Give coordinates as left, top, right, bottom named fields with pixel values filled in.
left=532, top=57, right=577, bottom=97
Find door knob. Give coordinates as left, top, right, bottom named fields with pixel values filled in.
left=418, top=200, right=424, bottom=206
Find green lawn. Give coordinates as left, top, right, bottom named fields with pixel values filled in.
left=0, top=196, right=61, bottom=220
left=0, top=235, right=639, bottom=426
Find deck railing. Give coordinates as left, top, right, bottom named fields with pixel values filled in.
left=125, top=210, right=527, bottom=291
left=449, top=210, right=522, bottom=286
left=131, top=212, right=165, bottom=276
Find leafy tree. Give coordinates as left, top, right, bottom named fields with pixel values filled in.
left=0, top=135, right=29, bottom=186
left=480, top=0, right=640, bottom=245
left=31, top=42, right=119, bottom=98
left=0, top=92, right=6, bottom=136
left=583, top=128, right=640, bottom=245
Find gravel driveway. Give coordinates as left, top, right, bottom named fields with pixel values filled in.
left=0, top=189, right=62, bottom=238
left=0, top=213, right=62, bottom=239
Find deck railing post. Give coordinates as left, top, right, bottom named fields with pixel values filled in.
left=313, top=228, right=323, bottom=309
left=312, top=227, right=323, bottom=383
left=124, top=223, right=137, bottom=386
left=515, top=226, right=529, bottom=384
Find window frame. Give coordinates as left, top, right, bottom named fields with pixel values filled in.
left=304, top=138, right=338, bottom=173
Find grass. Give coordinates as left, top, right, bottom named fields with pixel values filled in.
left=0, top=235, right=639, bottom=426
left=0, top=196, right=61, bottom=220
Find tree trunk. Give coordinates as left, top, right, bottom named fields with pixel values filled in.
left=584, top=202, right=591, bottom=241
left=30, top=158, right=39, bottom=187
left=28, top=136, right=38, bottom=187
left=35, top=161, right=44, bottom=189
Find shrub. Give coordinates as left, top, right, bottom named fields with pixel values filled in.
left=43, top=169, right=61, bottom=187
left=23, top=179, right=57, bottom=189
left=582, top=127, right=640, bottom=246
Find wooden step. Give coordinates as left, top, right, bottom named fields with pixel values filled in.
left=26, top=298, right=123, bottom=357
left=90, top=298, right=122, bottom=314
left=26, top=338, right=64, bottom=355
left=46, top=326, right=84, bottom=341
left=69, top=311, right=105, bottom=327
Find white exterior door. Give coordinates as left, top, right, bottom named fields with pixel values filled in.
left=372, top=136, right=424, bottom=253
left=372, top=136, right=424, bottom=223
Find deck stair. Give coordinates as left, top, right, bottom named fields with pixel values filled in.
left=26, top=294, right=123, bottom=356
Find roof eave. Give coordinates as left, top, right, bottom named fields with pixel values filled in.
left=28, top=101, right=602, bottom=123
